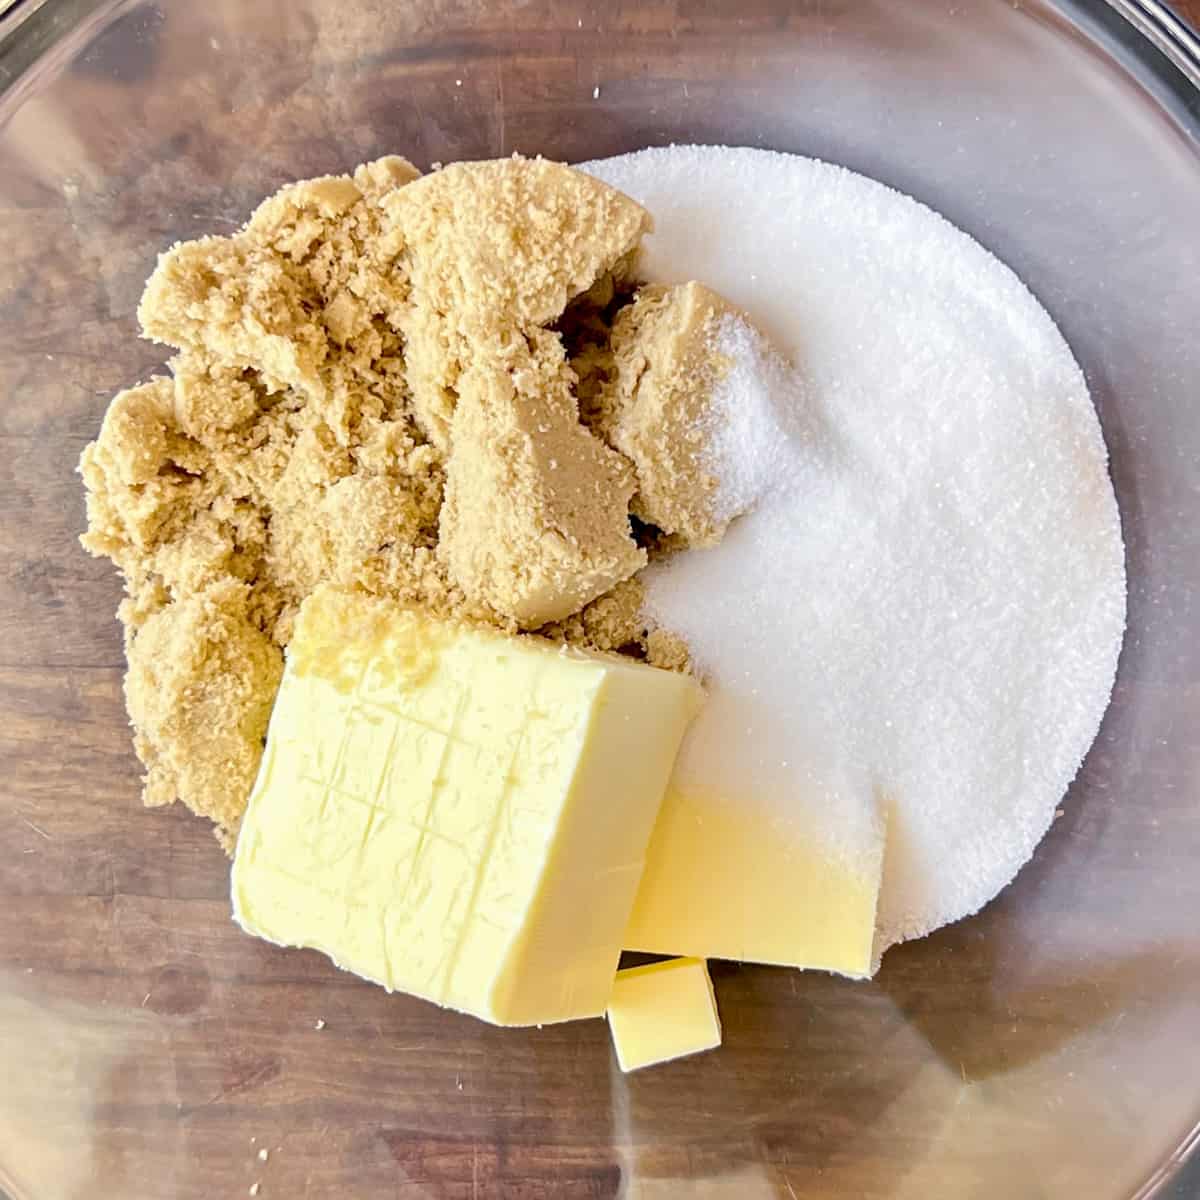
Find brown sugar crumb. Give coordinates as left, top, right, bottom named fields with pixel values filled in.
left=80, top=154, right=713, bottom=845
left=596, top=282, right=751, bottom=548
left=124, top=578, right=283, bottom=836
left=540, top=577, right=693, bottom=673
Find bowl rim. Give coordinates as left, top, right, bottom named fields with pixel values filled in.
left=1108, top=0, right=1200, bottom=86
left=1, top=0, right=1198, bottom=105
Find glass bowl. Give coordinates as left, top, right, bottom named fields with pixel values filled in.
left=1, top=1, right=1198, bottom=1197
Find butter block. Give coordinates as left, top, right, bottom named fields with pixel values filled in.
left=232, top=585, right=703, bottom=1026
left=607, top=957, right=721, bottom=1072
left=625, top=788, right=885, bottom=977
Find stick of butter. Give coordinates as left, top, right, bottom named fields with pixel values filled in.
left=626, top=788, right=885, bottom=978
left=231, top=585, right=703, bottom=1026
left=607, top=957, right=721, bottom=1072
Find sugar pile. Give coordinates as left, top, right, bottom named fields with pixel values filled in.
left=584, top=146, right=1126, bottom=953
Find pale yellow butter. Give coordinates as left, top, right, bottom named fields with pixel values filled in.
left=232, top=585, right=703, bottom=1026
left=607, top=957, right=721, bottom=1072
left=626, top=788, right=885, bottom=978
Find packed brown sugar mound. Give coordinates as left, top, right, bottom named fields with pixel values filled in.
left=385, top=161, right=653, bottom=626
left=593, top=281, right=752, bottom=548
left=80, top=154, right=753, bottom=846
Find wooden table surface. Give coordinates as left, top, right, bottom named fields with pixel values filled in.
left=1, top=2, right=1199, bottom=1198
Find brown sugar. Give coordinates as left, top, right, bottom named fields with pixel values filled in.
left=385, top=158, right=654, bottom=625
left=439, top=331, right=646, bottom=628
left=380, top=158, right=652, bottom=451
left=79, top=155, right=700, bottom=845
left=597, top=282, right=750, bottom=548
left=124, top=579, right=283, bottom=844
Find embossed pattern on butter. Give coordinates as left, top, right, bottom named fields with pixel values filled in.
left=232, top=585, right=702, bottom=1026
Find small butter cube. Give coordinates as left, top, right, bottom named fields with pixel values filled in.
left=232, top=585, right=702, bottom=1027
left=607, top=957, right=721, bottom=1072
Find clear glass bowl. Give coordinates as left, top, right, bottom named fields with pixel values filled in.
left=1, top=1, right=1198, bottom=1197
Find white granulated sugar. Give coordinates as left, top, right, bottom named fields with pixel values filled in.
left=702, top=314, right=800, bottom=526
left=583, top=145, right=1126, bottom=953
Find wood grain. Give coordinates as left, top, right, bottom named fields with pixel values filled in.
left=1, top=2, right=1199, bottom=1198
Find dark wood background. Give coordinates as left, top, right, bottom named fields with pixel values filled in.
left=1, top=1, right=1199, bottom=1198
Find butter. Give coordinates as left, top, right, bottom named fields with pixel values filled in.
left=625, top=788, right=885, bottom=977
left=607, top=957, right=721, bottom=1072
left=232, top=585, right=703, bottom=1026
